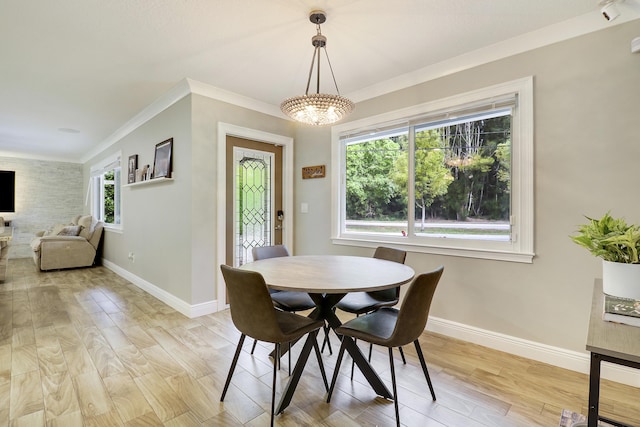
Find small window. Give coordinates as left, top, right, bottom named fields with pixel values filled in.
left=332, top=78, right=533, bottom=262
left=90, top=153, right=122, bottom=228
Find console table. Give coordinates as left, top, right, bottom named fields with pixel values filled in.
left=586, top=279, right=640, bottom=427
left=0, top=226, right=13, bottom=282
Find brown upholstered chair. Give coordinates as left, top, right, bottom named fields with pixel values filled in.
left=327, top=266, right=444, bottom=427
left=334, top=247, right=407, bottom=314
left=331, top=246, right=407, bottom=370
left=220, top=265, right=328, bottom=426
left=252, top=245, right=316, bottom=313
left=249, top=245, right=320, bottom=360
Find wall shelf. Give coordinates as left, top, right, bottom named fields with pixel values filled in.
left=123, top=177, right=174, bottom=188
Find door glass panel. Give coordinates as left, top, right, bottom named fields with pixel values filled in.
left=233, top=147, right=274, bottom=266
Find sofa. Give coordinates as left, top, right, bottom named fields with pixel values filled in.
left=31, top=215, right=104, bottom=271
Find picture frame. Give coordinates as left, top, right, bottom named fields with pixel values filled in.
left=127, top=154, right=138, bottom=184
left=153, top=138, right=173, bottom=179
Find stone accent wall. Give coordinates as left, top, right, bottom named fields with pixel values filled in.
left=0, top=157, right=83, bottom=259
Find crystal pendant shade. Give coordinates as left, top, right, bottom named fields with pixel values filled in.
left=280, top=10, right=354, bottom=126
left=281, top=93, right=354, bottom=126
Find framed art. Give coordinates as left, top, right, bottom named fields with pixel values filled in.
left=127, top=154, right=138, bottom=183
left=302, top=164, right=325, bottom=179
left=153, top=138, right=173, bottom=179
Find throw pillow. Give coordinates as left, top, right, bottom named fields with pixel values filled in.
left=57, top=225, right=83, bottom=236
left=48, top=223, right=68, bottom=237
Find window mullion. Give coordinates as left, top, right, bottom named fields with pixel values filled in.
left=407, top=126, right=416, bottom=238
left=100, top=176, right=106, bottom=220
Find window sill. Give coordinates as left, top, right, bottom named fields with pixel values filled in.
left=332, top=236, right=534, bottom=263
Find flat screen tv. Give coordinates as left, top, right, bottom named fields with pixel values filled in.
left=0, top=171, right=15, bottom=213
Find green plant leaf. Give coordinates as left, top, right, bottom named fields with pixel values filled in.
left=569, top=212, right=640, bottom=264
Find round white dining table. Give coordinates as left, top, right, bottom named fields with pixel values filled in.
left=239, top=255, right=415, bottom=413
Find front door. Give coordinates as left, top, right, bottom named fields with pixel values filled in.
left=225, top=136, right=283, bottom=267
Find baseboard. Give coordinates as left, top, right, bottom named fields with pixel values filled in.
left=102, top=259, right=218, bottom=318
left=98, top=259, right=640, bottom=387
left=427, top=316, right=640, bottom=388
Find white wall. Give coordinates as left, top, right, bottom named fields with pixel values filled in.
left=294, top=20, right=640, bottom=353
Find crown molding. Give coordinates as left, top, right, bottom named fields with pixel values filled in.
left=80, top=78, right=285, bottom=164
left=186, top=78, right=283, bottom=119
left=0, top=150, right=82, bottom=164
left=346, top=11, right=640, bottom=103
left=81, top=79, right=192, bottom=163
left=80, top=9, right=640, bottom=164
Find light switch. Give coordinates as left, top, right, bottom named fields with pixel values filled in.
left=300, top=202, right=309, bottom=213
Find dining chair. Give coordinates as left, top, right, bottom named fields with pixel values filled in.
left=249, top=245, right=325, bottom=361
left=326, top=265, right=444, bottom=427
left=252, top=245, right=316, bottom=314
left=220, top=265, right=328, bottom=426
left=330, top=246, right=407, bottom=373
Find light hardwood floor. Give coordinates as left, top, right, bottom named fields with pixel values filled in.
left=0, top=258, right=638, bottom=426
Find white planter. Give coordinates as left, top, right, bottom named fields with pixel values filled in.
left=602, top=260, right=640, bottom=300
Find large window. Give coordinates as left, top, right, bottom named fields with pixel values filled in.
left=90, top=152, right=122, bottom=229
left=332, top=78, right=533, bottom=262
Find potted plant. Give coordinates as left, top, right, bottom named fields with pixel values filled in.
left=571, top=212, right=640, bottom=299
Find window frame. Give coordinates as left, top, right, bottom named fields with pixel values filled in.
left=89, top=151, right=122, bottom=231
left=331, top=77, right=534, bottom=263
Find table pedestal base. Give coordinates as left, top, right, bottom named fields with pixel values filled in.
left=275, top=292, right=392, bottom=414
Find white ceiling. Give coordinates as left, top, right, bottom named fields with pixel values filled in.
left=1, top=0, right=638, bottom=162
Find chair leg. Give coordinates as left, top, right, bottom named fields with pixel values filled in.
left=221, top=333, right=246, bottom=401
left=414, top=339, right=436, bottom=401
left=350, top=338, right=357, bottom=380
left=350, top=314, right=361, bottom=379
left=251, top=339, right=258, bottom=354
left=398, top=346, right=406, bottom=364
left=388, top=347, right=400, bottom=427
left=311, top=330, right=329, bottom=391
left=288, top=342, right=291, bottom=376
left=368, top=343, right=373, bottom=362
left=271, top=343, right=279, bottom=427
left=327, top=338, right=347, bottom=403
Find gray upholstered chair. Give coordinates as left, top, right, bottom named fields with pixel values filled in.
left=220, top=265, right=328, bottom=426
left=327, top=266, right=444, bottom=427
left=331, top=246, right=407, bottom=370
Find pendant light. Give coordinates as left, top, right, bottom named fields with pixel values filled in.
left=280, top=10, right=355, bottom=126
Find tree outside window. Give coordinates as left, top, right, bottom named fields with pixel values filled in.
left=344, top=111, right=511, bottom=241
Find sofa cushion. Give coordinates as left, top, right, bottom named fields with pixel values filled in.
left=78, top=215, right=93, bottom=240
left=57, top=225, right=82, bottom=236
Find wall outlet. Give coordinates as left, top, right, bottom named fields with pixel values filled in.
left=128, top=252, right=135, bottom=262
